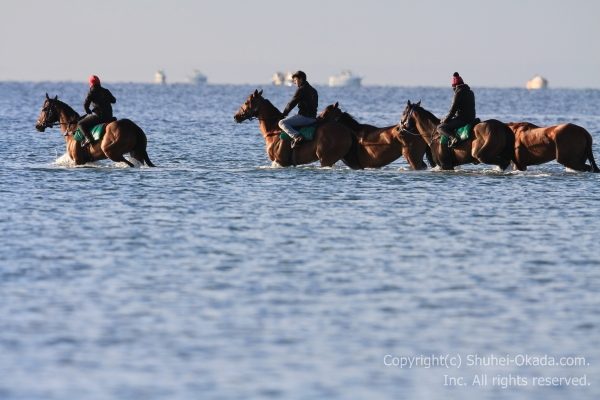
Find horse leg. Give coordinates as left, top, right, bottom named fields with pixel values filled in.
left=556, top=142, right=590, bottom=172
left=317, top=145, right=338, bottom=167
left=472, top=135, right=507, bottom=169
left=101, top=142, right=135, bottom=167
left=513, top=145, right=527, bottom=171
left=316, top=128, right=350, bottom=167
left=425, top=146, right=436, bottom=168
left=108, top=153, right=135, bottom=167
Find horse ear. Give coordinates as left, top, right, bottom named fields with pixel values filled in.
left=407, top=100, right=411, bottom=106
left=334, top=101, right=339, bottom=108
left=258, top=89, right=263, bottom=96
left=54, top=95, right=58, bottom=100
left=253, top=89, right=258, bottom=96
left=46, top=93, right=50, bottom=100
left=416, top=100, right=421, bottom=106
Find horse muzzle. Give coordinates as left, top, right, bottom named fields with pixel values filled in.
left=234, top=112, right=251, bottom=123
left=35, top=124, right=46, bottom=132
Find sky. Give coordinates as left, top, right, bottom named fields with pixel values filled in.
left=1, top=0, right=599, bottom=88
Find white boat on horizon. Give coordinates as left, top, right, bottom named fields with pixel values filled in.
left=154, top=70, right=166, bottom=84
left=272, top=71, right=293, bottom=86
left=328, top=70, right=362, bottom=87
left=526, top=75, right=548, bottom=89
left=189, top=70, right=208, bottom=85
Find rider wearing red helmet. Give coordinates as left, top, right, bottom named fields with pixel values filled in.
left=78, top=75, right=116, bottom=147
left=438, top=72, right=476, bottom=147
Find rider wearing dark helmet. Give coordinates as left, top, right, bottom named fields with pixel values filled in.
left=278, top=70, right=318, bottom=148
left=78, top=75, right=116, bottom=147
left=438, top=72, right=476, bottom=147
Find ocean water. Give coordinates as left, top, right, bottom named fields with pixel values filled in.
left=0, top=82, right=599, bottom=400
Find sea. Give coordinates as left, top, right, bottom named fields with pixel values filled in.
left=0, top=81, right=599, bottom=400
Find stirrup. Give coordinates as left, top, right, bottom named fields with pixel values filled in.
left=291, top=136, right=303, bottom=149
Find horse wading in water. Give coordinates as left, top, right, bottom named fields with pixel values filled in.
left=234, top=90, right=354, bottom=167
left=318, top=102, right=432, bottom=169
left=35, top=94, right=155, bottom=167
left=400, top=101, right=514, bottom=170
left=508, top=122, right=599, bottom=172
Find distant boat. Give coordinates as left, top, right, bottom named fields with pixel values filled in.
left=189, top=70, right=208, bottom=85
left=526, top=75, right=548, bottom=89
left=154, top=70, right=166, bottom=84
left=328, top=70, right=362, bottom=87
left=272, top=71, right=293, bottom=86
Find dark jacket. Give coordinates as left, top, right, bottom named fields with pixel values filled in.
left=444, top=84, right=476, bottom=123
left=283, top=81, right=318, bottom=118
left=84, top=86, right=116, bottom=119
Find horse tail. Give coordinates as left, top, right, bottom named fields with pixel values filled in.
left=588, top=137, right=599, bottom=173
left=128, top=120, right=156, bottom=167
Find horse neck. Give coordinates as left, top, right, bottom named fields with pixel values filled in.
left=414, top=110, right=438, bottom=146
left=257, top=100, right=283, bottom=137
left=339, top=113, right=362, bottom=131
left=56, top=103, right=80, bottom=134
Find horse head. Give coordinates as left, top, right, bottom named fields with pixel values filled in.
left=317, top=102, right=341, bottom=122
left=35, top=93, right=59, bottom=132
left=234, top=89, right=264, bottom=123
left=399, top=100, right=422, bottom=133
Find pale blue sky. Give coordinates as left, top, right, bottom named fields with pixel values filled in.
left=1, top=0, right=598, bottom=87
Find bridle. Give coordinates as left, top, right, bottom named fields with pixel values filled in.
left=398, top=107, right=421, bottom=136
left=237, top=96, right=284, bottom=124
left=39, top=101, right=61, bottom=129
left=237, top=96, right=263, bottom=121
left=39, top=100, right=79, bottom=135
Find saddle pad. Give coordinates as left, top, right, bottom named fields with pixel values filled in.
left=280, top=125, right=316, bottom=141
left=456, top=124, right=472, bottom=141
left=73, top=123, right=106, bottom=142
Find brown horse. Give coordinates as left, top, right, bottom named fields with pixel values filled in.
left=399, top=101, right=514, bottom=170
left=234, top=90, right=354, bottom=167
left=318, top=102, right=432, bottom=169
left=507, top=122, right=599, bottom=172
left=35, top=94, right=155, bottom=167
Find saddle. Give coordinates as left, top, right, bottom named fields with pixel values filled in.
left=73, top=123, right=106, bottom=142
left=441, top=118, right=481, bottom=147
left=279, top=122, right=318, bottom=143
left=73, top=117, right=117, bottom=142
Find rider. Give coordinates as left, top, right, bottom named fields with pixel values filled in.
left=78, top=75, right=116, bottom=147
left=438, top=72, right=476, bottom=147
left=278, top=70, right=318, bottom=148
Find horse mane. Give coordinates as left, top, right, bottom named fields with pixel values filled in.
left=414, top=105, right=440, bottom=124
left=52, top=98, right=79, bottom=118
left=338, top=112, right=362, bottom=130
left=261, top=99, right=283, bottom=117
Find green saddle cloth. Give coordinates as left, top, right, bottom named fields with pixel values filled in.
left=440, top=123, right=473, bottom=146
left=280, top=126, right=316, bottom=141
left=73, top=123, right=106, bottom=142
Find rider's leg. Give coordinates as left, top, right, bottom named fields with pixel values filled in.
left=438, top=118, right=465, bottom=147
left=278, top=114, right=316, bottom=148
left=78, top=114, right=101, bottom=147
